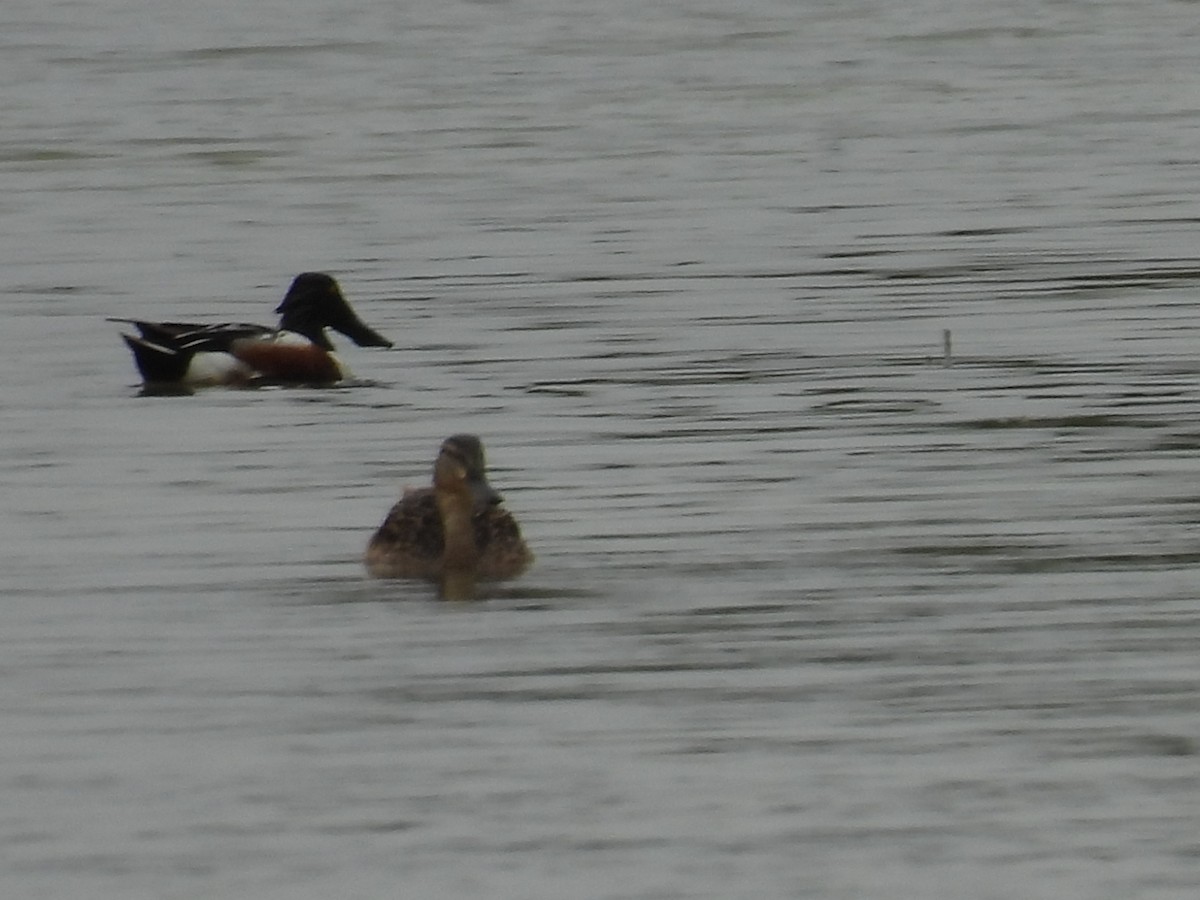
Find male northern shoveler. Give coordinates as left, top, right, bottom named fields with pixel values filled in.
left=111, top=272, right=392, bottom=388
left=364, top=434, right=533, bottom=599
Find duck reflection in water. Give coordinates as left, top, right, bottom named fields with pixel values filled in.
left=364, top=434, right=532, bottom=600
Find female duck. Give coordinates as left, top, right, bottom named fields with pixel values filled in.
left=112, top=272, right=392, bottom=388
left=364, top=435, right=532, bottom=598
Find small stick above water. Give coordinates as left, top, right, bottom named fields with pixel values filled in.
left=942, top=328, right=952, bottom=367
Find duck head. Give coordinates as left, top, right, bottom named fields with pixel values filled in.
left=275, top=272, right=393, bottom=350
left=433, top=434, right=504, bottom=511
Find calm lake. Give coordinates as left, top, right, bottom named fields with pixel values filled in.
left=4, top=0, right=1200, bottom=897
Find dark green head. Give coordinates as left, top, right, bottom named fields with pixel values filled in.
left=275, top=272, right=393, bottom=351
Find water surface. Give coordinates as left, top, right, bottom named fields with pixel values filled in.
left=4, top=1, right=1200, bottom=897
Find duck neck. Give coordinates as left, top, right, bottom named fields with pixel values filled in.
left=435, top=489, right=478, bottom=572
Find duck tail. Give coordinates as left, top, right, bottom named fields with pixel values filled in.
left=119, top=333, right=192, bottom=383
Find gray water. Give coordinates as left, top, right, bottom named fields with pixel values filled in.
left=4, top=0, right=1200, bottom=897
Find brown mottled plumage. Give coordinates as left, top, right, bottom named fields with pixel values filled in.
left=364, top=435, right=532, bottom=598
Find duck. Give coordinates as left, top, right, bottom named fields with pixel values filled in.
left=364, top=434, right=533, bottom=599
left=111, top=272, right=392, bottom=388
